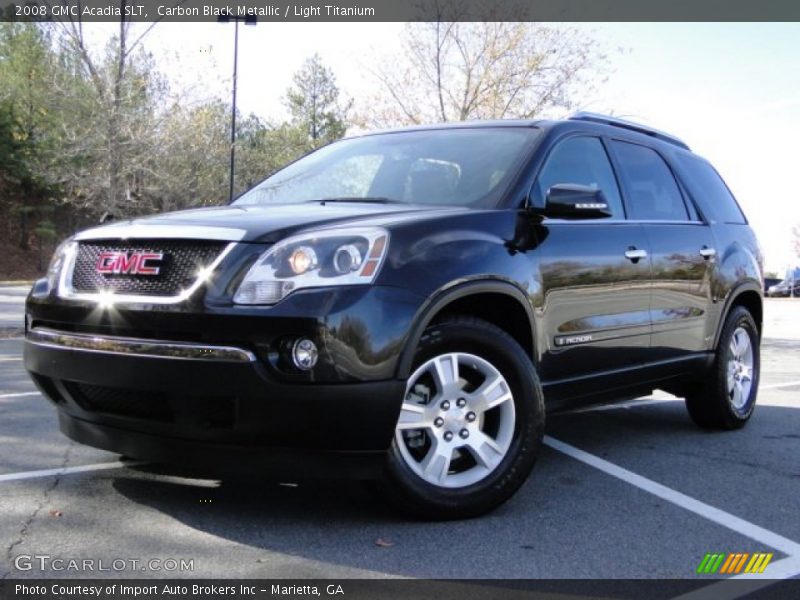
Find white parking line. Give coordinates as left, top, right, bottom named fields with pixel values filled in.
left=0, top=356, right=22, bottom=362
left=0, top=460, right=141, bottom=483
left=760, top=380, right=800, bottom=390
left=544, top=436, right=800, bottom=557
left=0, top=391, right=39, bottom=399
left=146, top=474, right=220, bottom=488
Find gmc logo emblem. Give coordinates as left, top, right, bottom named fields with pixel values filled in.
left=96, top=251, right=164, bottom=275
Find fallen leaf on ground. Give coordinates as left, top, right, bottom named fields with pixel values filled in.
left=375, top=538, right=394, bottom=548
left=49, top=509, right=62, bottom=517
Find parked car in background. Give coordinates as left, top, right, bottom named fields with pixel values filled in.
left=766, top=280, right=799, bottom=297
left=766, top=267, right=800, bottom=297
left=764, top=277, right=782, bottom=293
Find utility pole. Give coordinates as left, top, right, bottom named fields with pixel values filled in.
left=218, top=12, right=257, bottom=202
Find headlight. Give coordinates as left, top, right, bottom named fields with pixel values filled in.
left=45, top=239, right=77, bottom=291
left=233, top=227, right=389, bottom=305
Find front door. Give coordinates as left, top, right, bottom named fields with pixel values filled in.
left=533, top=135, right=653, bottom=382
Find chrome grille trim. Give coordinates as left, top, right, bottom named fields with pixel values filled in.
left=27, top=328, right=256, bottom=363
left=57, top=242, right=236, bottom=305
left=74, top=224, right=247, bottom=242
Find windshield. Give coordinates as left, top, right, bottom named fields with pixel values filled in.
left=234, top=127, right=539, bottom=208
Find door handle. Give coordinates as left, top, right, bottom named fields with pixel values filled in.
left=700, top=246, right=717, bottom=260
left=624, top=248, right=648, bottom=262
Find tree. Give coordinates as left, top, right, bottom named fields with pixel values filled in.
left=49, top=14, right=169, bottom=217
left=0, top=23, right=63, bottom=248
left=150, top=100, right=231, bottom=212
left=0, top=22, right=355, bottom=234
left=153, top=105, right=312, bottom=207
left=285, top=54, right=351, bottom=147
left=360, top=21, right=609, bottom=128
left=234, top=116, right=310, bottom=192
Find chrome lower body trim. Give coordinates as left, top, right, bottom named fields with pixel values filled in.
left=26, top=328, right=256, bottom=363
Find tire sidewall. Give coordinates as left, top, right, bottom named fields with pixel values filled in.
left=718, top=307, right=760, bottom=422
left=386, top=319, right=544, bottom=515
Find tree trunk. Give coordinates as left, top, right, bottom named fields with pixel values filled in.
left=19, top=205, right=29, bottom=251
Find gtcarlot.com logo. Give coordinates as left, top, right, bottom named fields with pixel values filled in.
left=14, top=554, right=194, bottom=572
left=696, top=552, right=773, bottom=575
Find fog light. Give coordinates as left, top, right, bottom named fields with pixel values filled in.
left=292, top=338, right=318, bottom=371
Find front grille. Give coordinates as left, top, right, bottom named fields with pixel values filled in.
left=71, top=239, right=227, bottom=297
left=64, top=382, right=237, bottom=428
left=66, top=382, right=173, bottom=422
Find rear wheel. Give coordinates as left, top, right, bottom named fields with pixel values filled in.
left=685, top=306, right=760, bottom=430
left=384, top=317, right=544, bottom=519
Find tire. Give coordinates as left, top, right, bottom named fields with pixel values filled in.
left=384, top=316, right=544, bottom=520
left=685, top=306, right=760, bottom=430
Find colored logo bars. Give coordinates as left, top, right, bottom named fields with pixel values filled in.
left=696, top=552, right=773, bottom=575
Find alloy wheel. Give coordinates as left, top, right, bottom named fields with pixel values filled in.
left=394, top=352, right=516, bottom=488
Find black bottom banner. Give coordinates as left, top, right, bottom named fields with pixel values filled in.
left=2, top=579, right=799, bottom=600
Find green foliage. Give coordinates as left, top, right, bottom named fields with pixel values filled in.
left=0, top=23, right=58, bottom=196
left=0, top=101, right=31, bottom=189
left=154, top=100, right=231, bottom=210
left=32, top=218, right=57, bottom=241
left=235, top=117, right=310, bottom=193
left=285, top=53, right=351, bottom=147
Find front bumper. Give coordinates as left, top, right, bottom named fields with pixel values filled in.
left=24, top=329, right=406, bottom=477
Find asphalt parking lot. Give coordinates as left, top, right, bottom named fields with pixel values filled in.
left=1, top=295, right=798, bottom=586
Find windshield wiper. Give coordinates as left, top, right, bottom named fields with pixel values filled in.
left=308, top=197, right=401, bottom=205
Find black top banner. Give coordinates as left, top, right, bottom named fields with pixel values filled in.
left=2, top=0, right=800, bottom=22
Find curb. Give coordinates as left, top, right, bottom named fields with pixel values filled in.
left=0, top=327, right=24, bottom=339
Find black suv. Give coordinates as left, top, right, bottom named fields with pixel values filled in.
left=24, top=113, right=763, bottom=518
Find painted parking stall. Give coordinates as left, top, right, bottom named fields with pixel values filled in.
left=0, top=301, right=799, bottom=592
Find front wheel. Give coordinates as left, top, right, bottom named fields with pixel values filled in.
left=685, top=306, right=760, bottom=430
left=384, top=317, right=544, bottom=519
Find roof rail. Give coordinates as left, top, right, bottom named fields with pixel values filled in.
left=568, top=112, right=690, bottom=150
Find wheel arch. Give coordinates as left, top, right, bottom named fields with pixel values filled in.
left=396, top=280, right=536, bottom=379
left=713, top=283, right=763, bottom=348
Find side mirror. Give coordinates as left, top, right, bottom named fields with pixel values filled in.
left=543, top=184, right=612, bottom=219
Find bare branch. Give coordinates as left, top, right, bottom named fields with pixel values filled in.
left=359, top=21, right=611, bottom=127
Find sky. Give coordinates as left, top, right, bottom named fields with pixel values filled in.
left=85, top=21, right=800, bottom=273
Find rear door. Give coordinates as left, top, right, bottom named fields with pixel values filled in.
left=534, top=135, right=653, bottom=382
left=609, top=140, right=716, bottom=359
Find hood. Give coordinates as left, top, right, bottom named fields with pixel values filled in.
left=73, top=202, right=464, bottom=243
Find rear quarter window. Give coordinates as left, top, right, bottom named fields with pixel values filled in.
left=675, top=154, right=746, bottom=224
left=610, top=140, right=689, bottom=221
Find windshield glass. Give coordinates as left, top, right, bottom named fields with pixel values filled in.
left=234, top=127, right=539, bottom=208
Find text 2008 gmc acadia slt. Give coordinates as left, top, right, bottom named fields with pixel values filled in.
left=24, top=113, right=763, bottom=518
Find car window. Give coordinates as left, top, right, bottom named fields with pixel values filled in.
left=535, top=136, right=624, bottom=218
left=675, top=154, right=746, bottom=224
left=291, top=154, right=385, bottom=200
left=235, top=128, right=540, bottom=208
left=402, top=158, right=461, bottom=204
left=611, top=141, right=689, bottom=221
